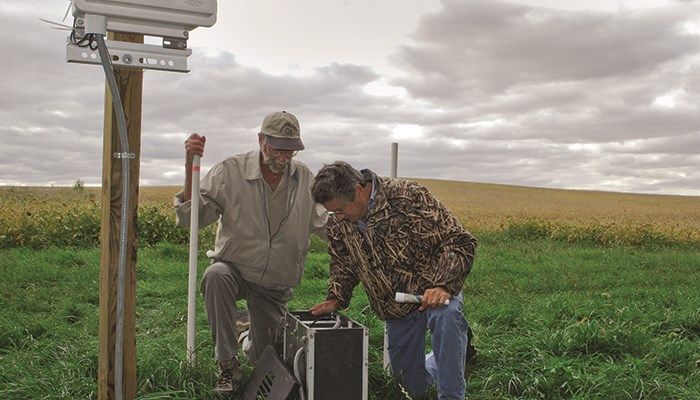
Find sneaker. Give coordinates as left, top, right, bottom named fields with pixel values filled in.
left=238, top=331, right=252, bottom=354
left=214, top=364, right=242, bottom=393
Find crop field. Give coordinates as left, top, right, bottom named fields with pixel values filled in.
left=413, top=179, right=698, bottom=230
left=0, top=182, right=698, bottom=399
left=1, top=181, right=698, bottom=249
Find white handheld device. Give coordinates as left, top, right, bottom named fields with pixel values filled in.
left=394, top=292, right=450, bottom=306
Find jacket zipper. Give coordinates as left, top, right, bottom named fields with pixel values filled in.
left=258, top=181, right=272, bottom=285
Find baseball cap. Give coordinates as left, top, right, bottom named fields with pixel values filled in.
left=260, top=111, right=304, bottom=151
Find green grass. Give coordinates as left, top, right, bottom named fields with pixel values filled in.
left=1, top=240, right=698, bottom=399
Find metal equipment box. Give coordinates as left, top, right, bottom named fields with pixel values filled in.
left=72, top=0, right=217, bottom=39
left=283, top=311, right=368, bottom=400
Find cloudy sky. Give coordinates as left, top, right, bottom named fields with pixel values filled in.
left=1, top=0, right=699, bottom=195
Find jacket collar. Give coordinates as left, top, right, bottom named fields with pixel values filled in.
left=244, top=149, right=298, bottom=181
left=360, top=169, right=386, bottom=219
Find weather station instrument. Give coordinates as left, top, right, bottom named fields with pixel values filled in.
left=66, top=0, right=216, bottom=72
left=281, top=311, right=369, bottom=400
left=51, top=1, right=217, bottom=399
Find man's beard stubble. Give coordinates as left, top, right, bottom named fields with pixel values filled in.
left=262, top=150, right=289, bottom=174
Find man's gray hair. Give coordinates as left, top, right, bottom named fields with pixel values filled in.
left=312, top=161, right=366, bottom=204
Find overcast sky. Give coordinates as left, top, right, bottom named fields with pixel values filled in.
left=1, top=0, right=699, bottom=195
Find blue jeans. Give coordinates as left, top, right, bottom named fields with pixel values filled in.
left=386, top=293, right=469, bottom=400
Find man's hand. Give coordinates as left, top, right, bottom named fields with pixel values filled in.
left=185, top=133, right=206, bottom=165
left=310, top=299, right=341, bottom=316
left=419, top=286, right=451, bottom=312
left=183, top=133, right=206, bottom=202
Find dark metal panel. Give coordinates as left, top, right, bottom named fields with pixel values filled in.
left=312, top=329, right=364, bottom=399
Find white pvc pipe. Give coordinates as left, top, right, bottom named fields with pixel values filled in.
left=390, top=142, right=398, bottom=179
left=384, top=143, right=398, bottom=373
left=187, top=155, right=201, bottom=364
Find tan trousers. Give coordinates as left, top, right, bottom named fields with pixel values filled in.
left=201, top=261, right=293, bottom=365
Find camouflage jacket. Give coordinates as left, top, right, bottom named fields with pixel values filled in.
left=326, top=170, right=477, bottom=320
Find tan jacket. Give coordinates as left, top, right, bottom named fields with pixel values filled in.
left=175, top=150, right=328, bottom=290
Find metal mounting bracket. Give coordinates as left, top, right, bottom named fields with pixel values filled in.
left=163, top=37, right=188, bottom=50
left=66, top=38, right=192, bottom=73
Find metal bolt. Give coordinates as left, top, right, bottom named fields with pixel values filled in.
left=123, top=54, right=133, bottom=64
left=177, top=42, right=186, bottom=49
left=77, top=18, right=84, bottom=26
left=183, top=31, right=189, bottom=38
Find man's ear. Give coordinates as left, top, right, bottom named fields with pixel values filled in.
left=258, top=133, right=265, bottom=147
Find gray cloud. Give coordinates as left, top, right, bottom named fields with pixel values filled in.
left=1, top=0, right=698, bottom=196
left=382, top=0, right=700, bottom=194
left=393, top=0, right=700, bottom=97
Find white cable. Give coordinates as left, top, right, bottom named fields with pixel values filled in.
left=331, top=313, right=342, bottom=329
left=293, top=346, right=306, bottom=400
left=96, top=33, right=129, bottom=400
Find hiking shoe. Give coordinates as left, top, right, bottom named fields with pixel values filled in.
left=465, top=326, right=477, bottom=365
left=214, top=364, right=242, bottom=393
left=466, top=340, right=477, bottom=364
left=235, top=308, right=250, bottom=334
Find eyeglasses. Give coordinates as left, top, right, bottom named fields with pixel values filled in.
left=269, top=147, right=298, bottom=158
left=328, top=207, right=346, bottom=217
left=327, top=201, right=350, bottom=218
left=264, top=140, right=298, bottom=158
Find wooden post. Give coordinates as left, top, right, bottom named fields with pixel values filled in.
left=98, top=31, right=143, bottom=400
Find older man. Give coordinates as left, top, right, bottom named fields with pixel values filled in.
left=175, top=111, right=327, bottom=393
left=310, top=161, right=476, bottom=400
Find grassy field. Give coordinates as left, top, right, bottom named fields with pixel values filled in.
left=0, top=239, right=698, bottom=399
left=0, top=182, right=698, bottom=399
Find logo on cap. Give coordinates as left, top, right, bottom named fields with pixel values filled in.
left=281, top=123, right=297, bottom=137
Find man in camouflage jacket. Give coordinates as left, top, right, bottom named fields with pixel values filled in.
left=310, top=161, right=477, bottom=400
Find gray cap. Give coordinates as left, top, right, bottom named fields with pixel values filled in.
left=260, top=111, right=304, bottom=151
